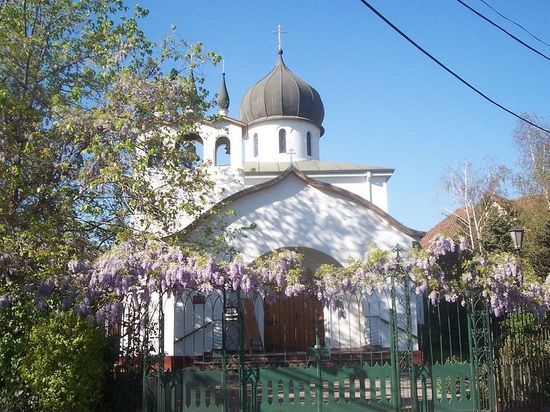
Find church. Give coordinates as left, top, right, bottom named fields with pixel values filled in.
left=161, top=40, right=425, bottom=364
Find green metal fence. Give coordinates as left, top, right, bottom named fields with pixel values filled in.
left=110, top=247, right=549, bottom=411
left=148, top=361, right=478, bottom=412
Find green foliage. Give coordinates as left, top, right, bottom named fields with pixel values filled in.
left=478, top=204, right=517, bottom=254
left=0, top=0, right=217, bottom=246
left=0, top=0, right=218, bottom=407
left=0, top=294, right=36, bottom=410
left=21, top=312, right=106, bottom=411
left=527, top=218, right=550, bottom=279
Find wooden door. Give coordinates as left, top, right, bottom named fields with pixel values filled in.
left=264, top=295, right=324, bottom=353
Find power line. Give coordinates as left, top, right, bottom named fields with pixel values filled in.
left=478, top=0, right=550, bottom=48
left=456, top=0, right=550, bottom=62
left=356, top=0, right=550, bottom=134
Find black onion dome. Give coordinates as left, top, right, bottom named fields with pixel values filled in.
left=240, top=51, right=324, bottom=127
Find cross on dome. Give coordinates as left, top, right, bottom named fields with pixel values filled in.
left=273, top=24, right=287, bottom=53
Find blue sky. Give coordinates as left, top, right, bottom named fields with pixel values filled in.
left=131, top=0, right=549, bottom=231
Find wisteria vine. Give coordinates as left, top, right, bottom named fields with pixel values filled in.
left=1, top=235, right=549, bottom=330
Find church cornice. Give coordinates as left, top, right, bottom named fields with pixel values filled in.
left=202, top=115, right=247, bottom=128
left=243, top=160, right=394, bottom=176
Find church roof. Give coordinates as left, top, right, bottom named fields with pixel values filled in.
left=243, top=160, right=393, bottom=175
left=239, top=50, right=324, bottom=128
left=180, top=166, right=424, bottom=240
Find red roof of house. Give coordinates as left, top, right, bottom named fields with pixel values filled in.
left=420, top=208, right=465, bottom=249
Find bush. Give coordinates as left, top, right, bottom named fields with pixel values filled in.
left=21, top=312, right=106, bottom=411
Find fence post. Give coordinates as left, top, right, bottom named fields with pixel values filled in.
left=157, top=285, right=165, bottom=412
left=467, top=299, right=478, bottom=411
left=403, top=269, right=418, bottom=412
left=238, top=289, right=247, bottom=412
left=389, top=256, right=401, bottom=412
left=142, top=310, right=149, bottom=412
left=389, top=307, right=400, bottom=411
left=482, top=302, right=497, bottom=410
left=306, top=309, right=328, bottom=412
left=221, top=288, right=227, bottom=412
left=315, top=311, right=323, bottom=412
left=468, top=290, right=497, bottom=412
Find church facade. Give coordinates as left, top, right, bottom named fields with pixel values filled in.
left=162, top=47, right=424, bottom=362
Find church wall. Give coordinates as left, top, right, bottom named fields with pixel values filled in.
left=369, top=175, right=389, bottom=212
left=246, top=119, right=321, bottom=162
left=164, top=288, right=420, bottom=356
left=166, top=174, right=421, bottom=357
left=312, top=175, right=374, bottom=208
left=322, top=291, right=420, bottom=352
left=218, top=174, right=415, bottom=264
left=171, top=289, right=224, bottom=356
left=225, top=174, right=419, bottom=350
left=167, top=289, right=263, bottom=357
left=244, top=173, right=391, bottom=212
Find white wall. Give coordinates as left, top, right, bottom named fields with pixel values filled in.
left=246, top=118, right=321, bottom=162
left=167, top=173, right=420, bottom=356
left=213, top=173, right=415, bottom=266
left=244, top=172, right=391, bottom=212
left=370, top=175, right=389, bottom=212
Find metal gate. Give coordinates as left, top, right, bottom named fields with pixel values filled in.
left=118, top=251, right=548, bottom=411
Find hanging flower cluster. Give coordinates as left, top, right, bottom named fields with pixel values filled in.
left=409, top=235, right=465, bottom=305
left=1, top=235, right=549, bottom=328
left=409, top=235, right=549, bottom=318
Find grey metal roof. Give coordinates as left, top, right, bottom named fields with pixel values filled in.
left=217, top=72, right=229, bottom=111
left=239, top=50, right=324, bottom=127
left=243, top=160, right=394, bottom=175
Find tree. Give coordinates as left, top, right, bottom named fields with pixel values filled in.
left=527, top=219, right=550, bottom=279
left=443, top=161, right=512, bottom=255
left=513, top=115, right=550, bottom=210
left=512, top=116, right=550, bottom=278
left=0, top=1, right=217, bottom=407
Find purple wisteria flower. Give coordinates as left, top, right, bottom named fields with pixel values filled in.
left=459, top=236, right=469, bottom=252
left=0, top=293, right=12, bottom=309
left=18, top=236, right=546, bottom=343
left=36, top=278, right=56, bottom=298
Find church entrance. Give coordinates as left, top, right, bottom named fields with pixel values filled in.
left=264, top=295, right=324, bottom=352
left=260, top=247, right=341, bottom=353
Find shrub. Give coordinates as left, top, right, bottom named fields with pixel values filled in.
left=21, top=311, right=106, bottom=411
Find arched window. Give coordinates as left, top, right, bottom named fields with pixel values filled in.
left=177, top=134, right=203, bottom=167
left=253, top=133, right=259, bottom=158
left=215, top=136, right=231, bottom=166
left=306, top=131, right=312, bottom=156
left=278, top=129, right=286, bottom=154
left=147, top=146, right=163, bottom=168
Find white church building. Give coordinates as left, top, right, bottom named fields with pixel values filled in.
left=162, top=44, right=425, bottom=365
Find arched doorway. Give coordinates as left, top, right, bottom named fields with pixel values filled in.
left=262, top=247, right=342, bottom=353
